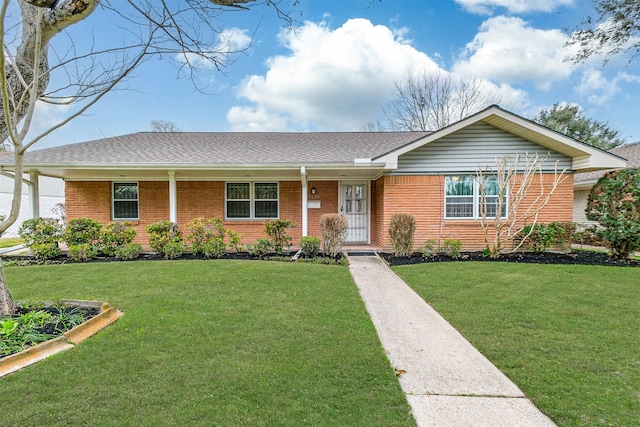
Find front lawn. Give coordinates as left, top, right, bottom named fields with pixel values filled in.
left=2, top=260, right=414, bottom=426
left=393, top=262, right=640, bottom=427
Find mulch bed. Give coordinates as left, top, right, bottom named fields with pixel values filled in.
left=380, top=250, right=640, bottom=267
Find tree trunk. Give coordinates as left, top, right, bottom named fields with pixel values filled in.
left=0, top=259, right=16, bottom=316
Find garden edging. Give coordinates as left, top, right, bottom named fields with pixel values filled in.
left=0, top=300, right=124, bottom=378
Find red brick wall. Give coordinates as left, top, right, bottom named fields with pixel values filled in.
left=66, top=180, right=307, bottom=247
left=372, top=174, right=575, bottom=251
left=307, top=180, right=339, bottom=239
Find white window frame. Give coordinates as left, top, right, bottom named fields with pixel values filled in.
left=112, top=182, right=139, bottom=220
left=444, top=175, right=507, bottom=220
left=225, top=182, right=279, bottom=220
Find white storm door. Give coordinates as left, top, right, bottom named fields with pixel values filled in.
left=339, top=182, right=369, bottom=244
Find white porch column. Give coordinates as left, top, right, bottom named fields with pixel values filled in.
left=301, top=166, right=308, bottom=237
left=168, top=171, right=177, bottom=223
left=28, top=172, right=40, bottom=219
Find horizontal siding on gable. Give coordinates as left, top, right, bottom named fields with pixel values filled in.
left=395, top=122, right=572, bottom=174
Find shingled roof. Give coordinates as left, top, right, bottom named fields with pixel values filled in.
left=2, top=131, right=430, bottom=166
left=574, top=141, right=640, bottom=185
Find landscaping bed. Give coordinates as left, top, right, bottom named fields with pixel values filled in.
left=381, top=250, right=640, bottom=267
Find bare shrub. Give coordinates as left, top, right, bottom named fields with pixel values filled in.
left=389, top=213, right=416, bottom=257
left=320, top=214, right=348, bottom=258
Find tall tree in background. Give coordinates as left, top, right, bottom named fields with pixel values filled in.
left=151, top=120, right=181, bottom=132
left=567, top=0, right=640, bottom=64
left=0, top=0, right=292, bottom=315
left=384, top=69, right=503, bottom=131
left=533, top=103, right=625, bottom=150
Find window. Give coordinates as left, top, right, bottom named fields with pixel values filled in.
left=113, top=182, right=139, bottom=220
left=445, top=176, right=507, bottom=219
left=226, top=182, right=279, bottom=219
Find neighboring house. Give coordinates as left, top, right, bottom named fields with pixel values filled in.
left=573, top=141, right=640, bottom=227
left=0, top=153, right=65, bottom=237
left=0, top=106, right=625, bottom=250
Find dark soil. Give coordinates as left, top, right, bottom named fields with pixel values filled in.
left=380, top=250, right=640, bottom=267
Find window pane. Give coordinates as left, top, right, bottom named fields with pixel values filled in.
left=355, top=185, right=363, bottom=199
left=446, top=197, right=474, bottom=218
left=114, top=183, right=138, bottom=200
left=227, top=201, right=250, bottom=218
left=255, top=183, right=277, bottom=200
left=227, top=183, right=250, bottom=200
left=482, top=196, right=507, bottom=218
left=255, top=201, right=278, bottom=218
left=483, top=176, right=501, bottom=196
left=445, top=176, right=474, bottom=196
left=114, top=201, right=138, bottom=219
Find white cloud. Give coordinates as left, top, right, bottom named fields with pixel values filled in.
left=574, top=69, right=639, bottom=106
left=228, top=18, right=439, bottom=131
left=176, top=27, right=251, bottom=71
left=454, top=16, right=574, bottom=90
left=455, top=0, right=574, bottom=15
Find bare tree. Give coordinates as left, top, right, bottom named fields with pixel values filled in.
left=477, top=153, right=569, bottom=258
left=0, top=0, right=293, bottom=315
left=384, top=69, right=503, bottom=131
left=151, top=120, right=181, bottom=132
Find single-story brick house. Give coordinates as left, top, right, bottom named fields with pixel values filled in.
left=573, top=141, right=640, bottom=226
left=0, top=106, right=626, bottom=250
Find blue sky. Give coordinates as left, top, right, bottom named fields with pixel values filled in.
left=29, top=0, right=640, bottom=149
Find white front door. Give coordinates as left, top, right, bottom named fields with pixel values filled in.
left=339, top=182, right=369, bottom=244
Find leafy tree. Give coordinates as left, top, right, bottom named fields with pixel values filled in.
left=384, top=69, right=503, bottom=131
left=567, top=0, right=640, bottom=64
left=0, top=0, right=293, bottom=315
left=586, top=167, right=640, bottom=259
left=533, top=103, right=625, bottom=150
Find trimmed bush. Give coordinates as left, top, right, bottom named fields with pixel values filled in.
left=420, top=239, right=437, bottom=258
left=247, top=238, right=273, bottom=258
left=187, top=217, right=227, bottom=258
left=264, top=219, right=296, bottom=254
left=300, top=236, right=321, bottom=258
left=587, top=168, right=640, bottom=258
left=68, top=243, right=98, bottom=262
left=320, top=214, right=348, bottom=258
left=100, top=222, right=137, bottom=256
left=18, top=218, right=62, bottom=260
left=146, top=221, right=183, bottom=258
left=519, top=223, right=557, bottom=253
left=114, top=243, right=143, bottom=260
left=389, top=213, right=416, bottom=257
left=550, top=221, right=575, bottom=252
left=227, top=229, right=243, bottom=252
left=63, top=218, right=102, bottom=246
left=443, top=240, right=462, bottom=259
left=30, top=243, right=61, bottom=260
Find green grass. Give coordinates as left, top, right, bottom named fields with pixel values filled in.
left=2, top=260, right=414, bottom=426
left=393, top=262, right=640, bottom=426
left=0, top=237, right=24, bottom=249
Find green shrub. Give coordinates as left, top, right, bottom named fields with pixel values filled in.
left=443, top=240, right=462, bottom=259
left=300, top=236, right=321, bottom=257
left=161, top=241, right=184, bottom=260
left=227, top=229, right=243, bottom=252
left=18, top=217, right=62, bottom=245
left=63, top=218, right=102, bottom=246
left=586, top=168, right=640, bottom=258
left=30, top=243, right=61, bottom=260
left=264, top=219, right=296, bottom=254
left=320, top=214, right=348, bottom=258
left=114, top=243, right=143, bottom=260
left=247, top=238, right=273, bottom=258
left=146, top=221, right=183, bottom=257
left=186, top=217, right=227, bottom=257
left=420, top=239, right=437, bottom=258
left=100, top=222, right=137, bottom=256
left=389, top=213, right=416, bottom=257
left=519, top=223, right=557, bottom=252
left=549, top=221, right=575, bottom=252
left=68, top=243, right=98, bottom=262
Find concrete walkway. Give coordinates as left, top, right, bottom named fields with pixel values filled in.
left=347, top=254, right=556, bottom=427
